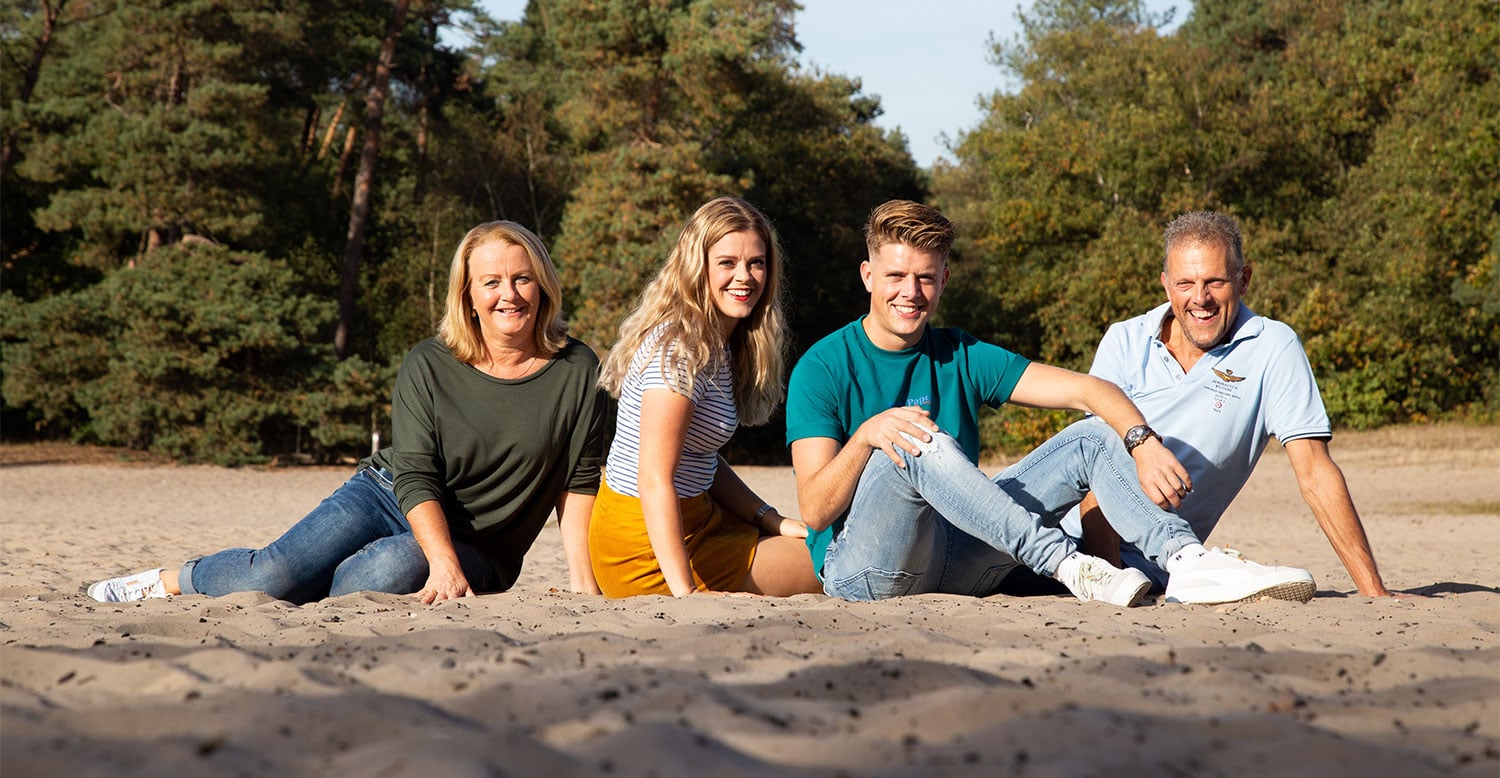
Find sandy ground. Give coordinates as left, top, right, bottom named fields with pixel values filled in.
left=2, top=425, right=1497, bottom=777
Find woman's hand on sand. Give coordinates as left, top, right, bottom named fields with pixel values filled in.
left=418, top=564, right=475, bottom=604
left=685, top=589, right=757, bottom=598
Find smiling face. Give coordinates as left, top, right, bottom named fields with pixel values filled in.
left=706, top=230, right=767, bottom=336
left=1161, top=240, right=1252, bottom=357
left=467, top=240, right=542, bottom=347
left=860, top=242, right=949, bottom=351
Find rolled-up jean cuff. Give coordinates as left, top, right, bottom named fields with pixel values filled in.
left=178, top=558, right=204, bottom=595
left=1157, top=535, right=1196, bottom=565
left=1040, top=544, right=1074, bottom=578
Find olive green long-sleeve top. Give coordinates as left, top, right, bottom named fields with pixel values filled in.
left=366, top=337, right=608, bottom=590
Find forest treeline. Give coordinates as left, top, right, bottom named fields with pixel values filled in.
left=2, top=0, right=1496, bottom=464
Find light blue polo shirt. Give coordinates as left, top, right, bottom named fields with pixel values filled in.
left=1067, top=302, right=1331, bottom=543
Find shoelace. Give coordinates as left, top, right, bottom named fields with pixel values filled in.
left=112, top=575, right=161, bottom=600
left=1076, top=563, right=1113, bottom=597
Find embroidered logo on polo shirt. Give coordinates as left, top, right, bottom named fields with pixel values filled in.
left=1205, top=366, right=1248, bottom=414
left=1212, top=367, right=1247, bottom=383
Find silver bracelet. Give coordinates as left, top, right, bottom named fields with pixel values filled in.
left=753, top=503, right=775, bottom=523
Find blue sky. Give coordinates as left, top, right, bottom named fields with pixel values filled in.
left=475, top=1, right=1186, bottom=168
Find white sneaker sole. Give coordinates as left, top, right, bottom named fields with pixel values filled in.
left=1166, top=578, right=1315, bottom=605
left=1111, top=576, right=1152, bottom=608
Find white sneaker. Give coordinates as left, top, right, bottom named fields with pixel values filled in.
left=1163, top=545, right=1316, bottom=604
left=87, top=568, right=168, bottom=602
left=1054, top=551, right=1152, bottom=607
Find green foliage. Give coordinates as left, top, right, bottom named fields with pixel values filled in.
left=0, top=246, right=379, bottom=464
left=17, top=0, right=300, bottom=255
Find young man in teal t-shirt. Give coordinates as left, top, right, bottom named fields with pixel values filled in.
left=785, top=200, right=1318, bottom=606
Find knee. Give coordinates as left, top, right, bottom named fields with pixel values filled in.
left=329, top=539, right=427, bottom=596
left=855, top=431, right=966, bottom=492
left=1069, top=416, right=1118, bottom=447
left=905, top=430, right=965, bottom=467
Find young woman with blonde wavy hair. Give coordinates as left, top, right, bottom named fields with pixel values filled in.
left=590, top=196, right=820, bottom=597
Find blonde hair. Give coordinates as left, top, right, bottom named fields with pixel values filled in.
left=437, top=221, right=569, bottom=362
left=599, top=197, right=787, bottom=426
left=864, top=199, right=956, bottom=259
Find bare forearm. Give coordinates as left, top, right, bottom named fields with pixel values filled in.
left=792, top=408, right=939, bottom=531
left=557, top=491, right=600, bottom=594
left=1302, top=472, right=1390, bottom=596
left=795, top=442, right=870, bottom=531
left=640, top=482, right=697, bottom=596
left=709, top=456, right=770, bottom=525
left=1078, top=379, right=1149, bottom=437
left=1287, top=439, right=1392, bottom=596
left=407, top=499, right=474, bottom=602
left=407, top=500, right=463, bottom=569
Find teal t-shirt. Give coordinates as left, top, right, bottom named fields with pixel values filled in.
left=785, top=318, right=1031, bottom=576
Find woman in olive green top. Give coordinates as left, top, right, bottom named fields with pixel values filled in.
left=88, top=222, right=608, bottom=604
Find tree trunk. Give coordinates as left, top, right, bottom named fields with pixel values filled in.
left=413, top=9, right=438, bottom=205
left=332, top=123, right=357, bottom=202
left=300, top=105, right=320, bottom=156
left=334, top=0, right=410, bottom=360
left=318, top=98, right=346, bottom=159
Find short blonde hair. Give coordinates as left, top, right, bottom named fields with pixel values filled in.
left=864, top=199, right=955, bottom=259
left=437, top=221, right=568, bottom=363
left=599, top=197, right=787, bottom=426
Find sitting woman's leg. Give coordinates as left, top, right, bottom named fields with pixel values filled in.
left=741, top=535, right=820, bottom=596
left=179, top=468, right=408, bottom=604
left=327, top=534, right=500, bottom=597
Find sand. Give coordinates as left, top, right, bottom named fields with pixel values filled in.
left=2, top=425, right=1497, bottom=777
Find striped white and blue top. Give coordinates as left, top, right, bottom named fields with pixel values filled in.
left=604, top=325, right=738, bottom=498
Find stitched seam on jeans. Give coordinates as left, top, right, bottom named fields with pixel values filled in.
left=936, top=522, right=961, bottom=592
left=838, top=568, right=918, bottom=599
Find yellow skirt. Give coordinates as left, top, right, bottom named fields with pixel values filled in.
left=589, top=477, right=758, bottom=598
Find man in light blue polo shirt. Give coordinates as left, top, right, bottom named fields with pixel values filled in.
left=1069, top=211, right=1397, bottom=597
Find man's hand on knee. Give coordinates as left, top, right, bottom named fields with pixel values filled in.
left=855, top=406, right=940, bottom=467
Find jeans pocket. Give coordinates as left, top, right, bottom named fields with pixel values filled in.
left=830, top=567, right=922, bottom=601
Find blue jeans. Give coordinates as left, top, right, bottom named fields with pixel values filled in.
left=180, top=467, right=501, bottom=603
left=822, top=417, right=1198, bottom=601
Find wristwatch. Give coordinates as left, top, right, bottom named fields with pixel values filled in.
left=1123, top=424, right=1161, bottom=455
